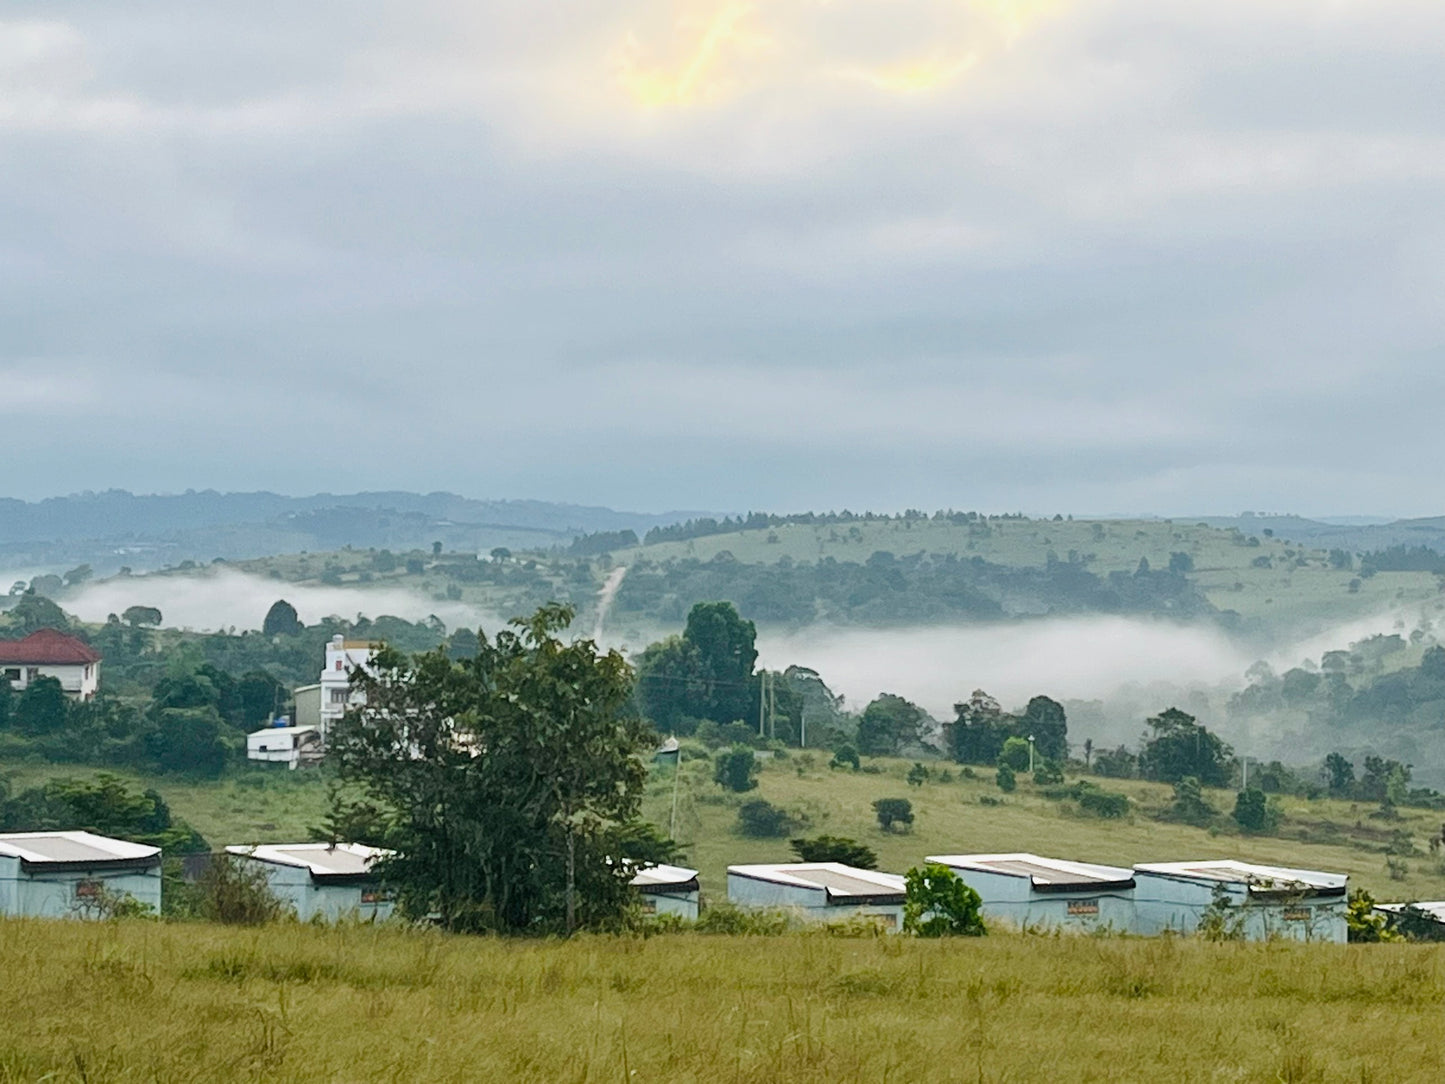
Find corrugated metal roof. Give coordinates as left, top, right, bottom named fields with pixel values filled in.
left=728, top=863, right=906, bottom=901
left=1375, top=901, right=1445, bottom=922
left=928, top=853, right=1135, bottom=889
left=629, top=863, right=698, bottom=889
left=1134, top=860, right=1346, bottom=893
left=226, top=843, right=391, bottom=879
left=0, top=831, right=159, bottom=864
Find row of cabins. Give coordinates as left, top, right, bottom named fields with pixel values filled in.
left=0, top=831, right=703, bottom=923
left=729, top=854, right=1353, bottom=942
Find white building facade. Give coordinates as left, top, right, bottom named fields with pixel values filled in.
left=927, top=853, right=1137, bottom=933
left=1133, top=860, right=1348, bottom=942
left=0, top=831, right=161, bottom=917
left=226, top=843, right=395, bottom=922
left=319, top=637, right=377, bottom=736
left=727, top=863, right=908, bottom=930
left=0, top=629, right=101, bottom=699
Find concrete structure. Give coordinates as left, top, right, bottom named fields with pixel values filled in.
left=226, top=843, right=395, bottom=922
left=630, top=863, right=699, bottom=920
left=727, top=863, right=907, bottom=930
left=0, top=831, right=161, bottom=917
left=319, top=636, right=377, bottom=736
left=1133, top=860, right=1347, bottom=942
left=292, top=683, right=322, bottom=731
left=0, top=629, right=101, bottom=700
left=246, top=723, right=322, bottom=768
left=927, top=853, right=1136, bottom=932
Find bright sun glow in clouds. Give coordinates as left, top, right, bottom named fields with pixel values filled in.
left=613, top=0, right=1068, bottom=109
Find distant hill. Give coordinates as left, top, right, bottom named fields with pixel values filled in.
left=0, top=490, right=715, bottom=574
left=1195, top=513, right=1445, bottom=554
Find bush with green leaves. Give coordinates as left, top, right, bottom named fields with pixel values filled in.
left=1345, top=889, right=1399, bottom=943
left=193, top=854, right=289, bottom=926
left=1232, top=787, right=1280, bottom=833
left=694, top=902, right=792, bottom=935
left=872, top=797, right=914, bottom=833
left=830, top=744, right=860, bottom=771
left=903, top=863, right=985, bottom=937
left=998, top=736, right=1031, bottom=772
left=1161, top=776, right=1215, bottom=826
left=995, top=764, right=1016, bottom=793
left=736, top=798, right=794, bottom=838
left=906, top=762, right=930, bottom=787
left=789, top=835, right=878, bottom=869
left=1032, top=759, right=1064, bottom=786
left=713, top=745, right=758, bottom=792
left=1197, top=883, right=1245, bottom=942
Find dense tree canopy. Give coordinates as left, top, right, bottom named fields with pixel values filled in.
left=1138, top=709, right=1233, bottom=787
left=330, top=604, right=655, bottom=934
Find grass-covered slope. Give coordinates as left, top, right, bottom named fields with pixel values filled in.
left=3, top=919, right=1443, bottom=1081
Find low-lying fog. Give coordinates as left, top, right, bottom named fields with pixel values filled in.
left=45, top=567, right=1418, bottom=756
left=59, top=568, right=506, bottom=635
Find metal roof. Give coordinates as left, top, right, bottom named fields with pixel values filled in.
left=246, top=725, right=318, bottom=737
left=226, top=843, right=391, bottom=880
left=0, top=830, right=159, bottom=865
left=728, top=863, right=907, bottom=903
left=629, top=863, right=698, bottom=890
left=1376, top=901, right=1445, bottom=922
left=928, top=853, right=1136, bottom=891
left=1134, top=860, right=1347, bottom=894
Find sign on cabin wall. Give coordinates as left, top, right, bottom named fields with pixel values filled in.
left=1066, top=900, right=1100, bottom=916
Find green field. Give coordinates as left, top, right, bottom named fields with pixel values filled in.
left=4, top=918, right=1445, bottom=1081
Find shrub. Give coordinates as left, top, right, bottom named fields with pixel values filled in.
left=906, top=763, right=930, bottom=787
left=713, top=745, right=758, bottom=792
left=1075, top=785, right=1129, bottom=819
left=999, top=737, right=1031, bottom=772
left=1345, top=889, right=1399, bottom=943
left=736, top=798, right=792, bottom=838
left=904, top=863, right=985, bottom=937
left=830, top=744, right=860, bottom=771
left=1232, top=787, right=1280, bottom=833
left=789, top=835, right=878, bottom=869
left=694, top=902, right=792, bottom=935
left=194, top=854, right=288, bottom=926
left=1032, top=759, right=1064, bottom=786
left=873, top=797, right=914, bottom=833
left=995, top=764, right=1016, bottom=793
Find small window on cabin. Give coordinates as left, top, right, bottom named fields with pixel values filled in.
left=2, top=669, right=18, bottom=682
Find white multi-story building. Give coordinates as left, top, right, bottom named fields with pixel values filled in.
left=0, top=629, right=101, bottom=700
left=319, top=635, right=377, bottom=736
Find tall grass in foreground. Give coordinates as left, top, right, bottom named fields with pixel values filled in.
left=2, top=919, right=1442, bottom=1082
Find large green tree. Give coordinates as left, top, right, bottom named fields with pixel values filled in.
left=1137, top=708, right=1233, bottom=787
left=856, top=693, right=929, bottom=757
left=635, top=601, right=759, bottom=732
left=330, top=604, right=654, bottom=934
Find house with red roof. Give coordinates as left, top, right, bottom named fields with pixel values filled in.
left=0, top=629, right=102, bottom=700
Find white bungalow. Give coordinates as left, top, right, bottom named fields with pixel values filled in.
left=0, top=629, right=101, bottom=700
left=245, top=724, right=321, bottom=768
left=1133, top=860, right=1347, bottom=942
left=226, top=843, right=394, bottom=922
left=926, top=853, right=1136, bottom=932
left=727, top=862, right=908, bottom=930
left=630, top=863, right=700, bottom=920
left=0, top=831, right=161, bottom=917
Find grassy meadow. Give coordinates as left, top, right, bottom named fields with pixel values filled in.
left=645, top=755, right=1445, bottom=905
left=3, top=917, right=1445, bottom=1082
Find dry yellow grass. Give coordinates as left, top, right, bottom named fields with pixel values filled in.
left=2, top=918, right=1443, bottom=1082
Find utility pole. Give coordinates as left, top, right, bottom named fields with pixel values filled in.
left=759, top=672, right=766, bottom=737
left=768, top=672, right=777, bottom=741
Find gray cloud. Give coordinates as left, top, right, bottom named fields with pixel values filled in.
left=3, top=1, right=1444, bottom=516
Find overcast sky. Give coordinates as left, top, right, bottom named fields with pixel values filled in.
left=3, top=1, right=1443, bottom=517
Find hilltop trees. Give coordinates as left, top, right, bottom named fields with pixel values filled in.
left=634, top=601, right=759, bottom=733
left=329, top=604, right=655, bottom=934
left=262, top=599, right=303, bottom=638
left=1138, top=708, right=1233, bottom=787
left=856, top=693, right=930, bottom=757
left=946, top=690, right=1069, bottom=766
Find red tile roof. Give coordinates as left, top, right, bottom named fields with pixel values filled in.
left=0, top=629, right=101, bottom=666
